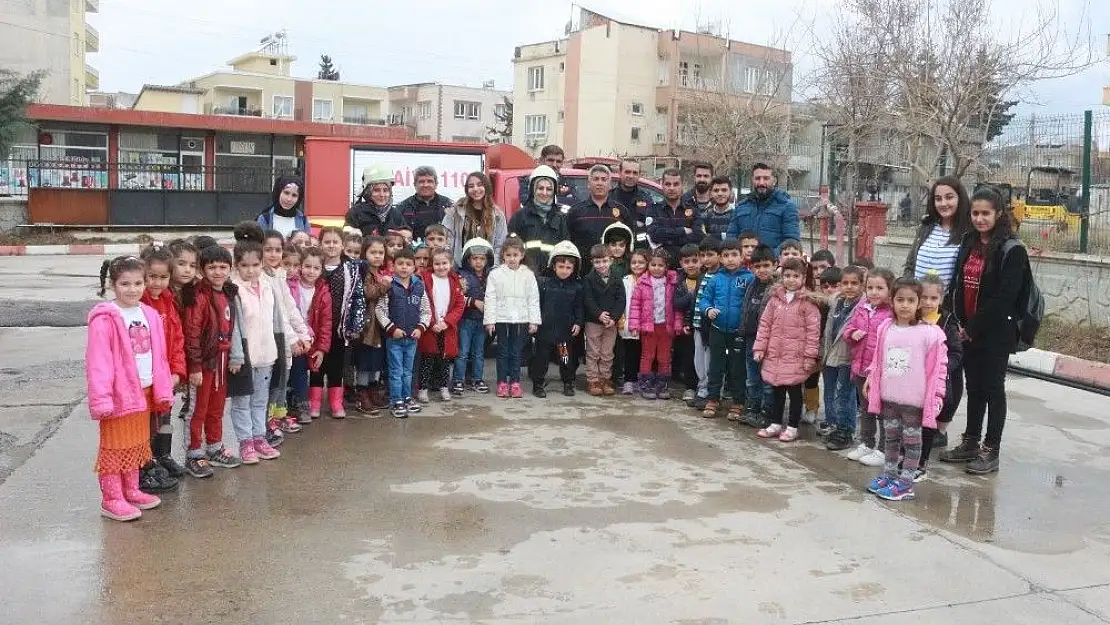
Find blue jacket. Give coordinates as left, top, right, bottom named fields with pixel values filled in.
left=698, top=267, right=753, bottom=334
left=726, top=189, right=800, bottom=253
left=380, top=276, right=430, bottom=336
left=256, top=207, right=309, bottom=234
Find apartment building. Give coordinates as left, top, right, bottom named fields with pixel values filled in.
left=511, top=7, right=792, bottom=162
left=0, top=0, right=99, bottom=105
left=387, top=82, right=511, bottom=142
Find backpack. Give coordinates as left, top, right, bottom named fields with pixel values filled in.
left=1001, top=239, right=1043, bottom=352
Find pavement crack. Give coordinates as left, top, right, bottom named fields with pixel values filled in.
left=0, top=394, right=86, bottom=486
left=793, top=590, right=1052, bottom=623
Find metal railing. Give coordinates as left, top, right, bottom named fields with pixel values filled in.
left=0, top=160, right=295, bottom=196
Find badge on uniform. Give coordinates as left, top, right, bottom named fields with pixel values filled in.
left=684, top=208, right=693, bottom=218
left=612, top=208, right=621, bottom=218
left=636, top=200, right=646, bottom=207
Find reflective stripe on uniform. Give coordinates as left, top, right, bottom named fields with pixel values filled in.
left=523, top=240, right=554, bottom=251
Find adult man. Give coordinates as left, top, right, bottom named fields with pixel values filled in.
left=681, top=162, right=714, bottom=213
left=540, top=144, right=565, bottom=169
left=608, top=159, right=653, bottom=249
left=694, top=175, right=736, bottom=240
left=566, top=165, right=634, bottom=266
left=646, top=168, right=701, bottom=265
left=396, top=166, right=453, bottom=242
left=726, top=163, right=800, bottom=253
left=508, top=165, right=570, bottom=269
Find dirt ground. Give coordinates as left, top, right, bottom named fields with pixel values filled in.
left=1037, top=317, right=1110, bottom=364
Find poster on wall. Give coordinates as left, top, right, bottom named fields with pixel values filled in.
left=349, top=149, right=485, bottom=204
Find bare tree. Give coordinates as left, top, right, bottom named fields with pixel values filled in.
left=485, top=96, right=512, bottom=144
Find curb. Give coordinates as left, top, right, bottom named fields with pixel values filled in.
left=1009, top=348, right=1110, bottom=392
left=0, top=240, right=236, bottom=257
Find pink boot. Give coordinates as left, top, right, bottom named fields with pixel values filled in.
left=308, top=387, right=323, bottom=419
left=328, top=387, right=346, bottom=419
left=99, top=473, right=141, bottom=521
left=121, top=469, right=161, bottom=510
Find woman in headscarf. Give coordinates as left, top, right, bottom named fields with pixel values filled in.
left=506, top=165, right=570, bottom=270
left=257, top=174, right=309, bottom=238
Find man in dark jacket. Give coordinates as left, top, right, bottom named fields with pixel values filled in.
left=726, top=163, right=800, bottom=254
left=647, top=168, right=701, bottom=267
left=694, top=175, right=736, bottom=240
left=567, top=165, right=635, bottom=272
left=344, top=164, right=408, bottom=238
left=508, top=165, right=570, bottom=270
left=530, top=241, right=584, bottom=397
left=608, top=159, right=654, bottom=249
left=396, top=166, right=453, bottom=242
left=680, top=162, right=713, bottom=213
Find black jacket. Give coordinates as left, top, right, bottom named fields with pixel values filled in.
left=507, top=204, right=570, bottom=270
left=582, top=271, right=625, bottom=323
left=567, top=198, right=635, bottom=265
left=738, top=277, right=773, bottom=339
left=537, top=274, right=584, bottom=343
left=609, top=184, right=653, bottom=248
left=947, top=233, right=1027, bottom=347
left=646, top=200, right=700, bottom=265
left=695, top=205, right=735, bottom=241
left=344, top=201, right=407, bottom=237
left=396, top=193, right=452, bottom=241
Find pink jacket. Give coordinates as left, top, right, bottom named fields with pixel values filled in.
left=86, top=302, right=174, bottom=420
left=866, top=319, right=949, bottom=428
left=752, top=286, right=821, bottom=387
left=843, top=301, right=894, bottom=378
left=628, top=270, right=684, bottom=335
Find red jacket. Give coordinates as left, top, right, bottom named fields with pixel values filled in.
left=184, top=279, right=236, bottom=375
left=286, top=276, right=333, bottom=368
left=417, top=270, right=465, bottom=358
left=141, top=288, right=186, bottom=380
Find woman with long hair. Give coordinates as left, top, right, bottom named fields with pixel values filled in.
left=444, top=172, right=507, bottom=266
left=902, top=176, right=972, bottom=285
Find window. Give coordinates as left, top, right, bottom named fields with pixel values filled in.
left=679, top=61, right=702, bottom=88
left=312, top=99, right=333, bottom=121
left=345, top=102, right=369, bottom=123
left=559, top=61, right=565, bottom=72
left=272, top=95, right=294, bottom=119
left=417, top=101, right=432, bottom=120
left=528, top=65, right=545, bottom=91
left=524, top=114, right=548, bottom=142
left=745, top=67, right=776, bottom=96
left=494, top=103, right=507, bottom=118
left=631, top=102, right=644, bottom=116
left=630, top=127, right=641, bottom=142
left=453, top=100, right=481, bottom=120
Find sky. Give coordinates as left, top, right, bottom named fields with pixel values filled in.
left=90, top=0, right=1108, bottom=116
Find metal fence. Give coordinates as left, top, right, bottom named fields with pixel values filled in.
left=0, top=160, right=294, bottom=197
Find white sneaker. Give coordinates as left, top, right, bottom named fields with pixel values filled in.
left=682, top=389, right=696, bottom=401
left=859, top=449, right=885, bottom=467
left=802, top=409, right=818, bottom=425
left=439, top=387, right=452, bottom=402
left=846, top=444, right=871, bottom=461
left=417, top=389, right=430, bottom=403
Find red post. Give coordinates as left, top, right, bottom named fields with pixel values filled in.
left=817, top=215, right=830, bottom=250
left=854, top=201, right=888, bottom=262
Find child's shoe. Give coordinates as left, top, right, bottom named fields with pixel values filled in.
left=778, top=426, right=799, bottom=442
left=845, top=443, right=872, bottom=461
left=327, top=387, right=346, bottom=419
left=139, top=461, right=178, bottom=493
left=496, top=382, right=509, bottom=398
left=239, top=440, right=260, bottom=465
left=254, top=437, right=281, bottom=460
left=744, top=411, right=771, bottom=429
left=307, top=387, right=323, bottom=418
left=640, top=374, right=657, bottom=400
left=391, top=401, right=409, bottom=418
left=185, top=456, right=214, bottom=478
left=726, top=404, right=744, bottom=421
left=702, top=400, right=720, bottom=418
left=206, top=446, right=242, bottom=469
left=825, top=430, right=853, bottom=452
left=281, top=416, right=303, bottom=433
left=875, top=478, right=915, bottom=501
left=682, top=389, right=696, bottom=402
left=816, top=421, right=834, bottom=437
left=563, top=382, right=576, bottom=397
left=802, top=409, right=818, bottom=425
left=405, top=397, right=422, bottom=413
left=621, top=381, right=635, bottom=395
left=587, top=380, right=603, bottom=396
left=911, top=468, right=928, bottom=483
left=355, top=387, right=376, bottom=415
left=859, top=449, right=885, bottom=467
left=473, top=380, right=490, bottom=394
left=99, top=473, right=141, bottom=522
left=155, top=454, right=188, bottom=479
left=757, top=423, right=784, bottom=439
left=656, top=376, right=672, bottom=400
left=266, top=421, right=284, bottom=448
left=417, top=388, right=430, bottom=404
left=121, top=470, right=162, bottom=510
left=440, top=387, right=452, bottom=402
left=451, top=381, right=465, bottom=396
left=601, top=380, right=616, bottom=396
left=533, top=382, right=547, bottom=398
left=867, top=475, right=893, bottom=494
left=510, top=382, right=523, bottom=398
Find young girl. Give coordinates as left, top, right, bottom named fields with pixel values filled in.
left=227, top=240, right=286, bottom=464
left=137, top=245, right=187, bottom=492
left=863, top=278, right=948, bottom=501
left=166, top=239, right=198, bottom=424
left=310, top=227, right=366, bottom=418
left=753, top=257, right=822, bottom=442
left=628, top=250, right=684, bottom=400
left=418, top=247, right=465, bottom=402
left=385, top=232, right=406, bottom=264
left=88, top=256, right=174, bottom=521
left=843, top=268, right=895, bottom=466
left=917, top=272, right=963, bottom=477
left=483, top=237, right=541, bottom=398
left=289, top=230, right=311, bottom=250
left=354, top=236, right=391, bottom=414
left=344, top=233, right=363, bottom=262
left=287, top=247, right=332, bottom=424
left=617, top=250, right=649, bottom=395
left=282, top=245, right=301, bottom=281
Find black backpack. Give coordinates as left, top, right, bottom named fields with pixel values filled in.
left=1002, top=239, right=1043, bottom=352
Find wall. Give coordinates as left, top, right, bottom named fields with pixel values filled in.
left=874, top=236, right=1110, bottom=326
left=610, top=25, right=658, bottom=157
left=0, top=0, right=81, bottom=104
left=133, top=90, right=189, bottom=113
left=573, top=23, right=621, bottom=156
left=511, top=41, right=566, bottom=153
left=0, top=198, right=29, bottom=233
left=438, top=84, right=511, bottom=142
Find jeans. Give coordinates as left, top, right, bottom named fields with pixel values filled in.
left=707, top=328, right=745, bottom=402
left=454, top=317, right=486, bottom=382
left=290, top=355, right=309, bottom=406
left=386, top=337, right=417, bottom=403
left=229, top=365, right=273, bottom=442
left=495, top=323, right=526, bottom=383
left=822, top=365, right=857, bottom=433
left=743, top=339, right=773, bottom=413
left=693, top=329, right=711, bottom=397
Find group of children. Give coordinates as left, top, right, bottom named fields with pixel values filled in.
left=86, top=218, right=959, bottom=521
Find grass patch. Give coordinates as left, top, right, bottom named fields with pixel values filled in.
left=1036, top=316, right=1110, bottom=364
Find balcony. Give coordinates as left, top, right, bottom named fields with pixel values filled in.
left=84, top=64, right=99, bottom=90
left=788, top=143, right=818, bottom=172
left=85, top=0, right=98, bottom=13
left=343, top=115, right=386, bottom=125
left=85, top=23, right=99, bottom=53
left=207, top=104, right=263, bottom=117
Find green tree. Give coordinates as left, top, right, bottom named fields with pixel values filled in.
left=0, top=70, right=41, bottom=157
left=317, top=55, right=340, bottom=81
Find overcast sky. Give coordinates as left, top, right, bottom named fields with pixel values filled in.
left=91, top=0, right=1106, bottom=116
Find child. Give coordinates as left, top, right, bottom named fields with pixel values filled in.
left=778, top=239, right=804, bottom=265
left=698, top=239, right=752, bottom=419
left=166, top=239, right=198, bottom=424
left=818, top=267, right=842, bottom=296
left=376, top=248, right=431, bottom=417
left=602, top=222, right=634, bottom=278
left=843, top=268, right=895, bottom=466
left=454, top=238, right=493, bottom=395
left=287, top=247, right=332, bottom=424
left=629, top=250, right=685, bottom=400
left=811, top=249, right=836, bottom=278
left=310, top=227, right=366, bottom=419
left=385, top=232, right=406, bottom=262
left=753, top=257, right=821, bottom=441
left=414, top=243, right=430, bottom=272
left=483, top=236, right=541, bottom=398
left=289, top=230, right=311, bottom=249
left=183, top=245, right=240, bottom=477
left=344, top=233, right=363, bottom=261
left=803, top=251, right=838, bottom=425
left=353, top=236, right=391, bottom=414
left=137, top=245, right=186, bottom=493
left=425, top=224, right=449, bottom=251
left=531, top=241, right=584, bottom=397
left=583, top=243, right=626, bottom=396
left=282, top=245, right=301, bottom=278
left=738, top=231, right=760, bottom=265
left=918, top=272, right=964, bottom=476
left=673, top=244, right=701, bottom=402
left=228, top=239, right=287, bottom=465
left=688, top=237, right=721, bottom=408
left=738, top=245, right=777, bottom=428
left=615, top=249, right=648, bottom=395
left=864, top=277, right=948, bottom=501
left=820, top=265, right=863, bottom=451
left=89, top=256, right=174, bottom=521
left=418, top=247, right=465, bottom=402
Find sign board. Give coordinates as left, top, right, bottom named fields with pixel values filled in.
left=230, top=141, right=256, bottom=155
left=350, top=148, right=485, bottom=203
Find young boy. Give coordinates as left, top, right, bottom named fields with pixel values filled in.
left=602, top=222, right=634, bottom=279
left=673, top=243, right=701, bottom=402
left=802, top=250, right=837, bottom=425
left=374, top=248, right=431, bottom=418
left=531, top=241, right=584, bottom=397
left=424, top=224, right=449, bottom=251
left=694, top=176, right=735, bottom=240
left=778, top=239, right=804, bottom=264
left=698, top=239, right=753, bottom=419
left=582, top=243, right=626, bottom=395
left=738, top=231, right=760, bottom=265
left=811, top=249, right=836, bottom=279
left=688, top=237, right=721, bottom=409
left=820, top=265, right=863, bottom=451
left=738, top=244, right=778, bottom=428
left=453, top=238, right=493, bottom=395
left=183, top=245, right=241, bottom=477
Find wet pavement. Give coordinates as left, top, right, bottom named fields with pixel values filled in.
left=2, top=255, right=1110, bottom=624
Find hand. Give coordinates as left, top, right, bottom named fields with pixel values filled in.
left=707, top=308, right=719, bottom=320
left=229, top=364, right=241, bottom=374
left=433, top=322, right=447, bottom=333
left=599, top=312, right=612, bottom=324
left=753, top=352, right=764, bottom=363
left=291, top=342, right=305, bottom=357
left=311, top=351, right=325, bottom=369
left=571, top=324, right=581, bottom=337
left=528, top=324, right=538, bottom=335
left=486, top=324, right=496, bottom=336
left=683, top=326, right=692, bottom=335
left=958, top=327, right=970, bottom=342
left=412, top=328, right=423, bottom=339
left=474, top=300, right=485, bottom=312
left=851, top=329, right=867, bottom=341
left=392, top=328, right=405, bottom=339
left=189, top=372, right=203, bottom=387
left=171, top=374, right=180, bottom=386
left=684, top=227, right=693, bottom=235
left=862, top=380, right=870, bottom=399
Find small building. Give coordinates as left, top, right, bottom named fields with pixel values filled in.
left=386, top=82, right=511, bottom=143
left=0, top=0, right=99, bottom=105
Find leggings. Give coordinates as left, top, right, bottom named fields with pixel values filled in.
left=770, top=384, right=804, bottom=428
left=881, top=401, right=923, bottom=481
left=310, top=338, right=346, bottom=389
left=639, top=327, right=674, bottom=376
left=420, top=355, right=455, bottom=390
left=613, top=338, right=642, bottom=384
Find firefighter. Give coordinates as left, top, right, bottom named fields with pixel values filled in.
left=344, top=164, right=407, bottom=237
left=566, top=165, right=635, bottom=271
left=507, top=165, right=570, bottom=269
left=608, top=159, right=653, bottom=250
left=646, top=168, right=701, bottom=266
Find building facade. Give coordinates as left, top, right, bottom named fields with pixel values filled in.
left=387, top=82, right=511, bottom=143
left=0, top=0, right=99, bottom=105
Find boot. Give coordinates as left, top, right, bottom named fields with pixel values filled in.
left=153, top=432, right=186, bottom=478
left=966, top=445, right=1000, bottom=474
left=640, top=374, right=657, bottom=400
left=307, top=387, right=323, bottom=419
left=99, top=473, right=141, bottom=521
left=656, top=376, right=672, bottom=400
left=328, top=387, right=346, bottom=418
left=370, top=385, right=390, bottom=409
left=356, top=386, right=377, bottom=415
left=939, top=434, right=979, bottom=463
left=121, top=469, right=162, bottom=510
left=139, top=460, right=178, bottom=493
left=532, top=381, right=547, bottom=398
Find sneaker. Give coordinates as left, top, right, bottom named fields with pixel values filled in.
left=254, top=438, right=281, bottom=460
left=450, top=381, right=465, bottom=396
left=417, top=389, right=430, bottom=404
left=940, top=435, right=979, bottom=463
left=747, top=413, right=772, bottom=430
left=726, top=405, right=744, bottom=421
left=440, top=387, right=452, bottom=402
left=266, top=429, right=284, bottom=449
left=621, top=381, right=635, bottom=395
left=496, top=382, right=509, bottom=398
left=298, top=412, right=314, bottom=425
left=802, top=409, right=818, bottom=425
left=139, top=462, right=179, bottom=493
left=757, top=423, right=784, bottom=439
left=185, top=457, right=214, bottom=478
left=825, top=430, right=853, bottom=452
left=391, top=401, right=408, bottom=418
left=875, top=478, right=916, bottom=501
left=965, top=446, right=1000, bottom=475
left=867, top=475, right=893, bottom=494
left=405, top=397, right=422, bottom=414
left=532, top=382, right=547, bottom=398
left=859, top=449, right=885, bottom=467
left=473, top=380, right=490, bottom=394
left=846, top=444, right=872, bottom=461
left=239, top=440, right=260, bottom=465
left=155, top=455, right=187, bottom=478
left=911, top=468, right=928, bottom=483
left=510, top=382, right=523, bottom=398
left=702, top=400, right=720, bottom=419
left=816, top=421, right=834, bottom=438
left=206, top=447, right=241, bottom=469
left=562, top=382, right=575, bottom=397
left=778, top=426, right=799, bottom=442
left=682, top=389, right=696, bottom=402
left=281, top=416, right=303, bottom=433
